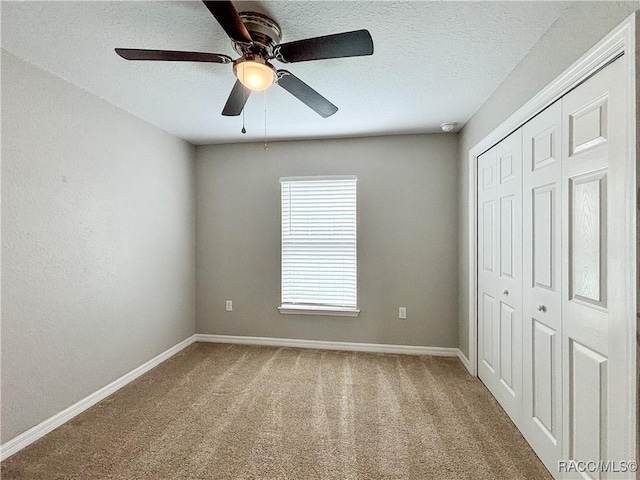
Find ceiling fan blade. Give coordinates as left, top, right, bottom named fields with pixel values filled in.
left=275, top=30, right=373, bottom=63
left=202, top=1, right=253, bottom=45
left=115, top=48, right=232, bottom=63
left=222, top=80, right=251, bottom=116
left=276, top=70, right=337, bottom=118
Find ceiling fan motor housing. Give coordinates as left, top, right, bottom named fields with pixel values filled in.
left=233, top=12, right=282, bottom=58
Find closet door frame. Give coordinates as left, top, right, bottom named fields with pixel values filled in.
left=464, top=12, right=637, bottom=462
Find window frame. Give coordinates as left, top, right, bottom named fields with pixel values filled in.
left=278, top=175, right=359, bottom=317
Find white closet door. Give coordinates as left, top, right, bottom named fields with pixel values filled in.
left=477, top=129, right=523, bottom=427
left=478, top=145, right=499, bottom=397
left=522, top=100, right=563, bottom=474
left=561, top=57, right=632, bottom=479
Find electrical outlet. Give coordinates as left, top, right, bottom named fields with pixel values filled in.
left=225, top=300, right=233, bottom=312
left=399, top=307, right=407, bottom=319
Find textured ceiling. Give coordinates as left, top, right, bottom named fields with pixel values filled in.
left=2, top=1, right=570, bottom=145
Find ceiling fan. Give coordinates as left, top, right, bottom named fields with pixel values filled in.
left=115, top=1, right=374, bottom=118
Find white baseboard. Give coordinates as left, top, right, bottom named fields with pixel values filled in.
left=195, top=334, right=461, bottom=357
left=457, top=350, right=473, bottom=374
left=0, top=334, right=197, bottom=461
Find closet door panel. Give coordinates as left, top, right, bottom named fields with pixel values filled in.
left=561, top=57, right=632, bottom=478
left=569, top=170, right=607, bottom=308
left=478, top=147, right=499, bottom=382
left=495, top=130, right=523, bottom=426
left=532, top=319, right=556, bottom=435
left=500, top=195, right=515, bottom=279
left=477, top=130, right=523, bottom=428
left=499, top=302, right=515, bottom=390
left=568, top=340, right=607, bottom=472
left=522, top=100, right=563, bottom=475
left=481, top=292, right=496, bottom=370
left=478, top=147, right=498, bottom=383
left=533, top=184, right=556, bottom=289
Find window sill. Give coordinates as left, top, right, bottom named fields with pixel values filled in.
left=278, top=305, right=360, bottom=317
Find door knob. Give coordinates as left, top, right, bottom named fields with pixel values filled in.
left=537, top=304, right=547, bottom=312
left=503, top=289, right=509, bottom=296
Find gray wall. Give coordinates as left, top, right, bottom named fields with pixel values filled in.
left=1, top=51, right=196, bottom=443
left=457, top=2, right=640, bottom=359
left=196, top=134, right=458, bottom=347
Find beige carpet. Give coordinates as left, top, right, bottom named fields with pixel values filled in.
left=2, top=343, right=551, bottom=479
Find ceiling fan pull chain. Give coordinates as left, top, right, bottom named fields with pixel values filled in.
left=241, top=80, right=247, bottom=134
left=263, top=89, right=269, bottom=150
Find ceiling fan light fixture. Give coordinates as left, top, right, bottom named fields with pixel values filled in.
left=234, top=58, right=275, bottom=91
left=115, top=3, right=374, bottom=117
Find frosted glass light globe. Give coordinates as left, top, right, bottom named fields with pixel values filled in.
left=234, top=60, right=275, bottom=91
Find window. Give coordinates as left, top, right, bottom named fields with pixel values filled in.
left=279, top=176, right=358, bottom=316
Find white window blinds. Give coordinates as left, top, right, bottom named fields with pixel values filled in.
left=281, top=176, right=357, bottom=310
